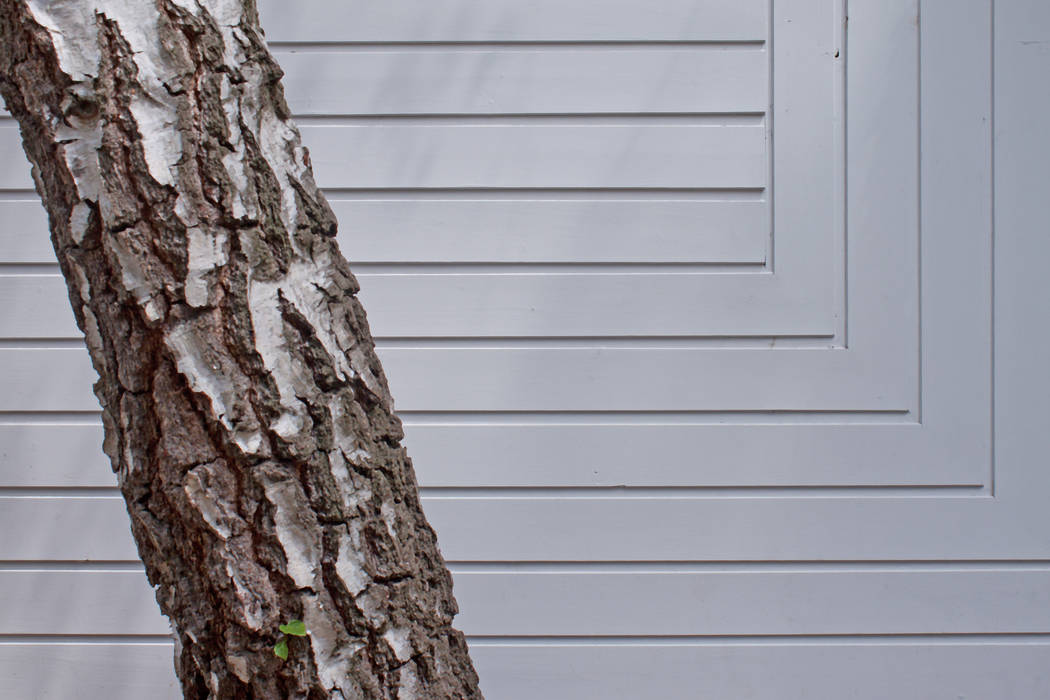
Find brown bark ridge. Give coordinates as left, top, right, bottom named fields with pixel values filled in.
left=0, top=1, right=483, bottom=697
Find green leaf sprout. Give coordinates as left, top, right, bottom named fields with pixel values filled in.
left=279, top=619, right=308, bottom=637
left=273, top=619, right=307, bottom=660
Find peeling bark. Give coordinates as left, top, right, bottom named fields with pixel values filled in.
left=0, top=1, right=483, bottom=697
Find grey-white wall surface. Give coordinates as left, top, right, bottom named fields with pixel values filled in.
left=3, top=0, right=1050, bottom=697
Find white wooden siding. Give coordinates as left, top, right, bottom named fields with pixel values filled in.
left=3, top=0, right=1050, bottom=697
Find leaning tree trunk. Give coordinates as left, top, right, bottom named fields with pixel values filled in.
left=0, top=1, right=483, bottom=697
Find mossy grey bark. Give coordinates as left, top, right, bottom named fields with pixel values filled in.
left=0, top=1, right=483, bottom=697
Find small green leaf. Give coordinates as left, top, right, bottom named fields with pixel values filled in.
left=279, top=619, right=307, bottom=637
left=273, top=638, right=288, bottom=660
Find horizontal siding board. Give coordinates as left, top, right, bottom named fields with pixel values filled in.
left=0, top=48, right=768, bottom=119
left=0, top=422, right=982, bottom=489
left=257, top=0, right=767, bottom=43
left=422, top=498, right=1027, bottom=562
left=0, top=499, right=139, bottom=561
left=0, top=644, right=180, bottom=700
left=0, top=272, right=831, bottom=339
left=0, top=571, right=163, bottom=635
left=278, top=48, right=768, bottom=115
left=2, top=643, right=1049, bottom=700
left=3, top=569, right=1049, bottom=636
left=0, top=350, right=99, bottom=411
left=303, top=124, right=766, bottom=189
left=353, top=273, right=813, bottom=337
left=0, top=127, right=31, bottom=190
left=455, top=569, right=1050, bottom=635
left=0, top=201, right=50, bottom=263
left=0, top=425, right=111, bottom=488
left=0, top=496, right=1038, bottom=562
left=0, top=276, right=72, bottom=337
left=0, top=125, right=767, bottom=190
left=481, top=644, right=1048, bottom=700
left=0, top=276, right=73, bottom=338
left=375, top=347, right=903, bottom=412
left=407, top=422, right=978, bottom=487
left=1, top=198, right=768, bottom=265
left=331, top=198, right=768, bottom=263
left=0, top=347, right=911, bottom=413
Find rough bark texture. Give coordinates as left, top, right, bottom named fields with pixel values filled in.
left=0, top=1, right=483, bottom=697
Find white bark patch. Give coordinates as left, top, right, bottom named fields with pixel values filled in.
left=68, top=201, right=93, bottom=244
left=257, top=108, right=303, bottom=239
left=207, top=672, right=220, bottom=695
left=25, top=0, right=100, bottom=81
left=301, top=596, right=367, bottom=699
left=224, top=563, right=266, bottom=632
left=271, top=411, right=303, bottom=441
left=335, top=527, right=369, bottom=596
left=128, top=94, right=180, bottom=186
left=284, top=260, right=359, bottom=379
left=354, top=586, right=388, bottom=628
left=344, top=448, right=371, bottom=463
left=31, top=0, right=185, bottom=187
left=233, top=430, right=264, bottom=456
left=183, top=464, right=233, bottom=539
left=184, top=226, right=227, bottom=308
left=246, top=270, right=307, bottom=437
left=103, top=0, right=182, bottom=186
left=173, top=191, right=201, bottom=229
left=70, top=264, right=104, bottom=355
left=327, top=402, right=375, bottom=515
left=193, top=0, right=245, bottom=29
left=166, top=326, right=233, bottom=424
left=380, top=501, right=399, bottom=541
left=247, top=259, right=361, bottom=442
left=80, top=305, right=104, bottom=357
left=329, top=449, right=372, bottom=513
left=213, top=25, right=308, bottom=241
left=105, top=233, right=156, bottom=307
left=397, top=663, right=423, bottom=700
left=349, top=346, right=386, bottom=400
left=217, top=75, right=253, bottom=221
left=56, top=104, right=102, bottom=202
left=261, top=476, right=321, bottom=589
left=165, top=323, right=264, bottom=453
left=327, top=449, right=353, bottom=500
left=143, top=297, right=165, bottom=323
left=382, top=626, right=413, bottom=663
left=70, top=252, right=92, bottom=299
left=118, top=403, right=136, bottom=482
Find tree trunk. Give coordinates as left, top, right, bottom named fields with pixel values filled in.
left=0, top=1, right=482, bottom=697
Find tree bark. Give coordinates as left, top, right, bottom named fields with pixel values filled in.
left=0, top=1, right=483, bottom=697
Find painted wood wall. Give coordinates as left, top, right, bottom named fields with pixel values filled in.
left=2, top=0, right=1050, bottom=697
